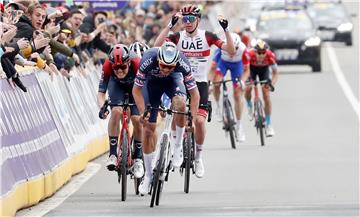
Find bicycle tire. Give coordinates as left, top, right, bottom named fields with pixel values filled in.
left=183, top=132, right=192, bottom=193
left=224, top=99, right=236, bottom=149
left=121, top=131, right=128, bottom=201
left=255, top=100, right=266, bottom=146
left=150, top=135, right=167, bottom=207
left=155, top=180, right=164, bottom=206
left=134, top=177, right=140, bottom=195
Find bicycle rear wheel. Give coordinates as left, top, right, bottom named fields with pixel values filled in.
left=224, top=99, right=236, bottom=149
left=150, top=135, right=167, bottom=207
left=121, top=131, right=128, bottom=201
left=255, top=100, right=265, bottom=146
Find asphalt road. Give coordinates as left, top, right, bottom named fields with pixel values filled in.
left=17, top=2, right=359, bottom=217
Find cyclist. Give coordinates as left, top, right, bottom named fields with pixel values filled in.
left=129, top=41, right=150, bottom=58
left=210, top=32, right=250, bottom=142
left=97, top=44, right=144, bottom=178
left=245, top=39, right=278, bottom=137
left=154, top=4, right=236, bottom=178
left=132, top=42, right=200, bottom=195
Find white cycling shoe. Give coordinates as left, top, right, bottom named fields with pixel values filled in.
left=139, top=175, right=152, bottom=195
left=132, top=159, right=144, bottom=178
left=172, top=145, right=183, bottom=168
left=236, top=124, right=246, bottom=142
left=106, top=154, right=117, bottom=171
left=265, top=125, right=275, bottom=137
left=195, top=159, right=205, bottom=178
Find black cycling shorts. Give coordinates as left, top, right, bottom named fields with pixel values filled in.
left=107, top=76, right=139, bottom=116
left=249, top=65, right=270, bottom=82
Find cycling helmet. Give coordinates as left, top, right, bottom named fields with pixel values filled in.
left=254, top=39, right=269, bottom=52
left=158, top=42, right=180, bottom=66
left=129, top=41, right=150, bottom=58
left=181, top=4, right=201, bottom=18
left=109, top=44, right=130, bottom=65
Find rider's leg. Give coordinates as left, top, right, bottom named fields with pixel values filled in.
left=131, top=115, right=144, bottom=178
left=213, top=71, right=223, bottom=109
left=262, top=85, right=272, bottom=125
left=108, top=107, right=122, bottom=156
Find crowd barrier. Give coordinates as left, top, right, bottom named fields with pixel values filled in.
left=0, top=63, right=108, bottom=217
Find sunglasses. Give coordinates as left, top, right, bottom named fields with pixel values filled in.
left=256, top=50, right=266, bottom=55
left=112, top=63, right=128, bottom=71
left=182, top=15, right=197, bottom=23
left=159, top=62, right=176, bottom=70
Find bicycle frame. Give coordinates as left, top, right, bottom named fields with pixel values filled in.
left=116, top=107, right=132, bottom=169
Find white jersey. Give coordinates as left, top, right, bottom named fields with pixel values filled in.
left=221, top=41, right=247, bottom=63
left=167, top=29, right=224, bottom=82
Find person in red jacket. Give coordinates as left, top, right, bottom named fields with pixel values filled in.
left=97, top=44, right=144, bottom=178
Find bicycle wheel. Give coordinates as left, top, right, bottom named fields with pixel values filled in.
left=121, top=131, right=128, bottom=201
left=255, top=100, right=265, bottom=146
left=183, top=132, right=192, bottom=193
left=150, top=135, right=167, bottom=207
left=224, top=99, right=236, bottom=149
left=155, top=180, right=164, bottom=206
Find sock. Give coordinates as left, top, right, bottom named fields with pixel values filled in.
left=133, top=140, right=143, bottom=159
left=171, top=129, right=176, bottom=145
left=109, top=136, right=118, bottom=156
left=265, top=115, right=271, bottom=126
left=216, top=100, right=220, bottom=109
left=175, top=126, right=185, bottom=147
left=236, top=119, right=241, bottom=129
left=143, top=152, right=155, bottom=178
left=195, top=143, right=203, bottom=160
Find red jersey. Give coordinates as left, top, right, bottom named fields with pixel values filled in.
left=248, top=49, right=277, bottom=67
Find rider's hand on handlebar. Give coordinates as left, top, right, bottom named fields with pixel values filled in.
left=140, top=111, right=150, bottom=124
left=98, top=107, right=109, bottom=119
left=266, top=79, right=275, bottom=92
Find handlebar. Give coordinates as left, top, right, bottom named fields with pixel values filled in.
left=245, top=79, right=275, bottom=92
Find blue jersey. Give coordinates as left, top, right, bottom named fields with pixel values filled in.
left=134, top=48, right=197, bottom=91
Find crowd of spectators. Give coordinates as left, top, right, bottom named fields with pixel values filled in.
left=0, top=0, right=216, bottom=92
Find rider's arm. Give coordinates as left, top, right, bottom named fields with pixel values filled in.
left=154, top=14, right=181, bottom=47
left=241, top=49, right=250, bottom=82
left=222, top=31, right=236, bottom=56
left=97, top=59, right=111, bottom=107
left=268, top=51, right=278, bottom=86
left=97, top=92, right=106, bottom=108
left=132, top=85, right=145, bottom=114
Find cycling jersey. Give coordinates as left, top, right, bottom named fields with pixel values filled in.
left=212, top=43, right=250, bottom=86
left=166, top=29, right=224, bottom=82
left=248, top=49, right=277, bottom=67
left=98, top=54, right=140, bottom=93
left=134, top=48, right=196, bottom=91
left=134, top=47, right=197, bottom=123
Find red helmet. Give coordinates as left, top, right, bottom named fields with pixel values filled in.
left=181, top=5, right=201, bottom=18
left=109, top=44, right=130, bottom=66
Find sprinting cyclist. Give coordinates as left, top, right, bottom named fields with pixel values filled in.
left=132, top=42, right=200, bottom=194
left=211, top=32, right=250, bottom=142
left=245, top=39, right=279, bottom=137
left=154, top=4, right=235, bottom=178
left=97, top=44, right=144, bottom=178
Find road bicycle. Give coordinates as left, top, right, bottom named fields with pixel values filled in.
left=210, top=79, right=237, bottom=149
left=105, top=94, right=142, bottom=201
left=246, top=79, right=274, bottom=146
left=180, top=101, right=212, bottom=194
left=143, top=105, right=188, bottom=207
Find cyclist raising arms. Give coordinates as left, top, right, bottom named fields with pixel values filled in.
left=97, top=44, right=144, bottom=178
left=211, top=33, right=250, bottom=142
left=154, top=4, right=235, bottom=178
left=132, top=42, right=200, bottom=195
left=245, top=39, right=279, bottom=137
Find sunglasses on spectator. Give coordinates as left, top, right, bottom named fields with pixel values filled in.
left=182, top=15, right=197, bottom=23
left=159, top=62, right=176, bottom=70
left=112, top=63, right=128, bottom=71
left=256, top=50, right=266, bottom=55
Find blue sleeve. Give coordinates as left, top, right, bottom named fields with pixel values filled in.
left=0, top=47, right=4, bottom=58
left=212, top=48, right=221, bottom=63
left=135, top=49, right=156, bottom=87
left=177, top=55, right=197, bottom=90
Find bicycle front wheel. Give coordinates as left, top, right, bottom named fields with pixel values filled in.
left=120, top=131, right=128, bottom=201
left=183, top=132, right=192, bottom=193
left=150, top=135, right=167, bottom=207
left=224, top=99, right=236, bottom=149
left=255, top=100, right=265, bottom=146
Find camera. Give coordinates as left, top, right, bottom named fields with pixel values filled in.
left=98, top=17, right=105, bottom=24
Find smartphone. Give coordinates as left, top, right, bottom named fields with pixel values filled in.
left=98, top=17, right=105, bottom=24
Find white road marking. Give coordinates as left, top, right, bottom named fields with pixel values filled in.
left=326, top=44, right=360, bottom=121
left=16, top=162, right=101, bottom=217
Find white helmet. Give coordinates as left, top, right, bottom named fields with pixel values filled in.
left=129, top=41, right=150, bottom=58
